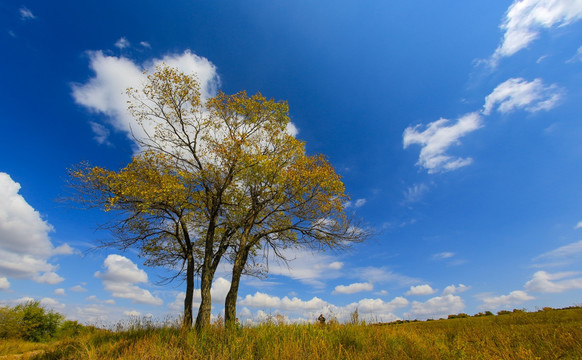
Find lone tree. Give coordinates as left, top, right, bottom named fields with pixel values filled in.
left=69, top=65, right=366, bottom=331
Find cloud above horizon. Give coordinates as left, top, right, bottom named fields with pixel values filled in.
left=95, top=254, right=163, bottom=306
left=0, top=172, right=72, bottom=284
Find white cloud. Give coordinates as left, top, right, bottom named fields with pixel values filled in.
left=406, top=284, right=436, bottom=296
left=239, top=292, right=328, bottom=312
left=479, top=290, right=534, bottom=310
left=0, top=277, right=9, bottom=290
left=95, top=254, right=162, bottom=306
left=575, top=221, right=582, bottom=229
left=407, top=294, right=465, bottom=319
left=114, top=37, right=130, bottom=49
left=0, top=172, right=70, bottom=283
left=238, top=291, right=408, bottom=324
left=70, top=285, right=88, bottom=292
left=124, top=310, right=141, bottom=317
left=265, top=249, right=344, bottom=287
left=139, top=41, right=152, bottom=49
left=54, top=288, right=65, bottom=296
left=403, top=112, right=482, bottom=173
left=442, top=284, right=470, bottom=296
left=354, top=199, right=367, bottom=208
left=71, top=50, right=221, bottom=146
left=491, top=0, right=582, bottom=65
left=525, top=270, right=582, bottom=293
left=333, top=282, right=373, bottom=295
left=39, top=297, right=65, bottom=310
left=483, top=78, right=562, bottom=115
left=533, top=240, right=582, bottom=266
left=19, top=7, right=36, bottom=20
left=33, top=272, right=64, bottom=284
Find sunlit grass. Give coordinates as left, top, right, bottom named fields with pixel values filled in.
left=17, top=307, right=579, bottom=359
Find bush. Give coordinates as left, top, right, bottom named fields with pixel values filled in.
left=497, top=310, right=512, bottom=316
left=0, top=301, right=64, bottom=342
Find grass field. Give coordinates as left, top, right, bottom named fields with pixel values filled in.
left=2, top=306, right=582, bottom=359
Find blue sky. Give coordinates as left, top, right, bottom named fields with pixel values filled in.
left=1, top=0, right=582, bottom=324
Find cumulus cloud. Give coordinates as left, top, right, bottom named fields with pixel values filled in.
left=403, top=112, right=482, bottom=173
left=490, top=0, right=582, bottom=66
left=19, top=7, right=36, bottom=20
left=0, top=277, right=9, bottom=290
left=406, top=294, right=465, bottom=319
left=0, top=172, right=70, bottom=284
left=442, top=284, right=470, bottom=296
left=95, top=254, right=162, bottom=306
left=72, top=50, right=221, bottom=146
left=238, top=291, right=408, bottom=324
left=33, top=272, right=64, bottom=285
left=576, top=221, right=582, bottom=229
left=54, top=288, right=65, bottom=296
left=333, top=282, right=373, bottom=295
left=479, top=290, right=534, bottom=310
left=70, top=285, right=88, bottom=292
left=525, top=271, right=582, bottom=293
left=406, top=284, right=436, bottom=296
left=483, top=78, right=562, bottom=115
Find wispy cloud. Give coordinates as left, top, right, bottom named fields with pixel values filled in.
left=489, top=0, right=582, bottom=67
left=403, top=183, right=429, bottom=204
left=403, top=112, right=482, bottom=173
left=19, top=7, right=36, bottom=21
left=432, top=252, right=455, bottom=260
left=525, top=271, right=582, bottom=293
left=482, top=78, right=562, bottom=115
left=533, top=240, right=582, bottom=267
left=114, top=37, right=130, bottom=49
left=575, top=221, right=582, bottom=229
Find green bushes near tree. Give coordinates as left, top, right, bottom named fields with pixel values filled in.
left=0, top=301, right=64, bottom=342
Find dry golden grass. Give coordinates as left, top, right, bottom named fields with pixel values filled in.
left=12, top=307, right=582, bottom=359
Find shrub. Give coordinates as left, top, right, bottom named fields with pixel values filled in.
left=497, top=310, right=512, bottom=316
left=0, top=301, right=64, bottom=342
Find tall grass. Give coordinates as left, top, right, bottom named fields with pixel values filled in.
left=31, top=307, right=582, bottom=359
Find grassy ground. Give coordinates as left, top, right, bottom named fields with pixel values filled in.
left=3, top=307, right=582, bottom=359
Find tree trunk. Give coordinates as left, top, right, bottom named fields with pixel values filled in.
left=225, top=241, right=251, bottom=328
left=194, top=222, right=216, bottom=331
left=182, top=253, right=194, bottom=329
